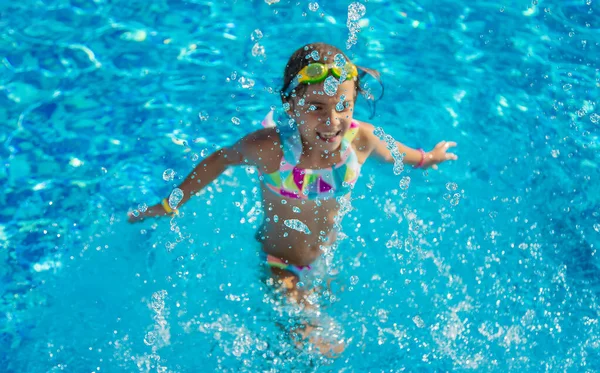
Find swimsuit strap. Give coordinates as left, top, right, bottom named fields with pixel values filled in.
left=339, top=120, right=360, bottom=161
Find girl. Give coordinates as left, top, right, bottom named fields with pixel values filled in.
left=129, top=42, right=457, bottom=354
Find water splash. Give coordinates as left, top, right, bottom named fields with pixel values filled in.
left=347, top=2, right=366, bottom=49
left=373, top=127, right=404, bottom=175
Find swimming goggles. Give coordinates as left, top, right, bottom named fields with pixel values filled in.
left=283, top=62, right=359, bottom=96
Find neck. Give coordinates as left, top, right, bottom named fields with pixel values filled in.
left=300, top=138, right=342, bottom=163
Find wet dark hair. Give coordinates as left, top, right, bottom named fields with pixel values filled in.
left=280, top=42, right=384, bottom=118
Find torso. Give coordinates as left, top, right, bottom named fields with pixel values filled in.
left=253, top=119, right=372, bottom=266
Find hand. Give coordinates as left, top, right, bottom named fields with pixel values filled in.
left=127, top=210, right=145, bottom=224
left=425, top=141, right=458, bottom=170
left=127, top=204, right=165, bottom=224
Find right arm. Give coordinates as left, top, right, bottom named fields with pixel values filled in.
left=128, top=129, right=276, bottom=223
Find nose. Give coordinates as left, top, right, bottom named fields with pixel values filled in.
left=326, top=108, right=342, bottom=127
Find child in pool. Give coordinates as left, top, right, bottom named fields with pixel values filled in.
left=129, top=42, right=457, bottom=354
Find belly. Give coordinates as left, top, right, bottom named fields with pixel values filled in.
left=257, top=185, right=343, bottom=266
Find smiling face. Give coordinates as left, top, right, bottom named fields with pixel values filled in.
left=286, top=79, right=357, bottom=153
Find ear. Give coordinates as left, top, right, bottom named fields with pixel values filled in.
left=282, top=97, right=296, bottom=117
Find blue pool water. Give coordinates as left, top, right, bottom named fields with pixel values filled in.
left=2, top=0, right=599, bottom=371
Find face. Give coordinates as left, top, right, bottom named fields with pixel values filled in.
left=286, top=79, right=356, bottom=153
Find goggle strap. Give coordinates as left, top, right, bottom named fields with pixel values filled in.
left=356, top=65, right=385, bottom=119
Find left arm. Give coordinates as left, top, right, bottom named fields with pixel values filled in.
left=359, top=122, right=458, bottom=170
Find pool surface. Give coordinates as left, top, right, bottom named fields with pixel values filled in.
left=1, top=0, right=599, bottom=371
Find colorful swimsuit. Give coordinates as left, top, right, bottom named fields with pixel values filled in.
left=259, top=111, right=362, bottom=200
left=258, top=111, right=363, bottom=277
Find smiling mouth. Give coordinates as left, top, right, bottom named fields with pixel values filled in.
left=317, top=130, right=342, bottom=143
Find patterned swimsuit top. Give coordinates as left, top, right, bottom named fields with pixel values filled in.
left=259, top=111, right=362, bottom=200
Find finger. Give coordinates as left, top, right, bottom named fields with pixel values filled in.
left=435, top=140, right=447, bottom=148
left=444, top=141, right=457, bottom=149
left=432, top=164, right=439, bottom=170
left=445, top=152, right=458, bottom=160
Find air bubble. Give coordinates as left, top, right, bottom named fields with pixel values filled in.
left=308, top=2, right=319, bottom=11
left=232, top=117, right=241, bottom=125
left=563, top=84, right=572, bottom=91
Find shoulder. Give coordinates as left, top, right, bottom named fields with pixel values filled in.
left=352, top=120, right=379, bottom=152
left=230, top=128, right=283, bottom=171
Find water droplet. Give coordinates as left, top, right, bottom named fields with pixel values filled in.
left=138, top=203, right=148, bottom=213
left=191, top=153, right=199, bottom=161
left=589, top=113, right=599, bottom=123
left=334, top=53, right=346, bottom=67
left=348, top=2, right=366, bottom=21
left=265, top=0, right=279, bottom=4
left=168, top=188, right=184, bottom=210
left=399, top=176, right=411, bottom=190
left=450, top=193, right=461, bottom=206
left=324, top=76, right=339, bottom=96
left=252, top=43, right=265, bottom=57
left=309, top=2, right=319, bottom=11
left=551, top=149, right=560, bottom=158
left=292, top=206, right=301, bottom=213
left=377, top=309, right=388, bottom=323
left=594, top=224, right=600, bottom=233
left=238, top=77, right=255, bottom=89
left=350, top=275, right=359, bottom=285
left=563, top=84, right=572, bottom=91
left=131, top=209, right=140, bottom=217
left=284, top=219, right=311, bottom=234
left=310, top=50, right=320, bottom=60
left=232, top=117, right=241, bottom=125
left=144, top=331, right=157, bottom=346
left=198, top=111, right=209, bottom=121
left=163, top=169, right=175, bottom=181
left=273, top=215, right=279, bottom=223
left=412, top=315, right=425, bottom=328
left=251, top=29, right=263, bottom=41
left=445, top=182, right=458, bottom=191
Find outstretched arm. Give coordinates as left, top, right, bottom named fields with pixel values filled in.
left=128, top=129, right=271, bottom=223
left=361, top=122, right=458, bottom=170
